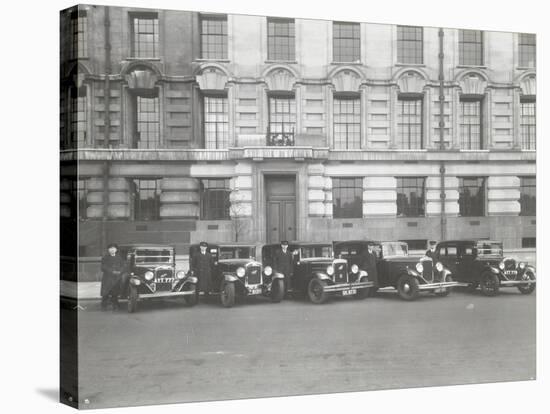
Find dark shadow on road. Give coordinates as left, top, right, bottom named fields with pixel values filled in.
left=36, top=388, right=58, bottom=402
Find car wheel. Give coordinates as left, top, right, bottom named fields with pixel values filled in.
left=517, top=270, right=536, bottom=295
left=270, top=279, right=285, bottom=303
left=397, top=275, right=420, bottom=301
left=128, top=285, right=138, bottom=313
left=354, top=277, right=370, bottom=300
left=435, top=275, right=453, bottom=297
left=220, top=282, right=236, bottom=308
left=480, top=272, right=499, bottom=296
left=308, top=278, right=328, bottom=304
left=182, top=284, right=198, bottom=306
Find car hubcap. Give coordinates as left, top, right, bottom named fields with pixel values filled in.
left=403, top=283, right=410, bottom=293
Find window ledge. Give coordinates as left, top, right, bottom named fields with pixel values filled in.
left=456, top=65, right=487, bottom=69
left=125, top=57, right=162, bottom=61
left=195, top=58, right=230, bottom=63
left=395, top=63, right=425, bottom=67
left=516, top=67, right=535, bottom=70
left=265, top=60, right=298, bottom=64
left=330, top=61, right=363, bottom=65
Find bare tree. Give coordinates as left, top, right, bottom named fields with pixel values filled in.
left=229, top=203, right=248, bottom=242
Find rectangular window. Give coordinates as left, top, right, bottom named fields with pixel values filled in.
left=396, top=177, right=426, bottom=217
left=399, top=239, right=427, bottom=251
left=200, top=15, right=228, bottom=59
left=333, top=96, right=361, bottom=149
left=131, top=13, right=159, bottom=58
left=459, top=29, right=483, bottom=66
left=203, top=95, right=229, bottom=149
left=520, top=100, right=536, bottom=150
left=77, top=178, right=88, bottom=220
left=522, top=237, right=536, bottom=248
left=267, top=18, right=295, bottom=61
left=70, top=10, right=88, bottom=59
left=397, top=26, right=423, bottom=64
left=268, top=95, right=296, bottom=145
left=132, top=179, right=161, bottom=221
left=519, top=176, right=536, bottom=216
left=397, top=97, right=423, bottom=149
left=70, top=86, right=87, bottom=147
left=60, top=87, right=67, bottom=148
left=333, top=22, right=360, bottom=62
left=332, top=177, right=363, bottom=219
left=200, top=179, right=231, bottom=220
left=459, top=100, right=482, bottom=149
left=458, top=177, right=486, bottom=217
left=519, top=33, right=536, bottom=68
left=134, top=93, right=160, bottom=149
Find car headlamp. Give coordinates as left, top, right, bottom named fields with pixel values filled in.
left=435, top=262, right=443, bottom=272
left=176, top=270, right=185, bottom=280
left=236, top=267, right=246, bottom=277
left=351, top=264, right=359, bottom=274
left=263, top=266, right=273, bottom=276
left=519, top=262, right=526, bottom=270
left=326, top=265, right=335, bottom=276
left=498, top=262, right=505, bottom=270
left=144, top=271, right=154, bottom=281
left=415, top=263, right=424, bottom=273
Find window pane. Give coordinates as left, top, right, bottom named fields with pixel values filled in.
left=132, top=14, right=159, bottom=58
left=267, top=18, right=295, bottom=61
left=397, top=98, right=423, bottom=149
left=136, top=95, right=160, bottom=149
left=520, top=100, right=536, bottom=149
left=396, top=177, right=425, bottom=217
left=519, top=176, right=536, bottom=216
left=332, top=177, right=362, bottom=218
left=333, top=22, right=360, bottom=62
left=519, top=33, right=536, bottom=67
left=200, top=15, right=228, bottom=59
left=204, top=96, right=229, bottom=149
left=397, top=26, right=423, bottom=64
left=333, top=96, right=360, bottom=149
left=133, top=179, right=161, bottom=220
left=459, top=100, right=482, bottom=149
left=459, top=30, right=483, bottom=66
left=200, top=179, right=231, bottom=220
left=70, top=86, right=87, bottom=146
left=458, top=177, right=486, bottom=216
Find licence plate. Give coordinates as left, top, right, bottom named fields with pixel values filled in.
left=249, top=288, right=262, bottom=295
left=342, top=289, right=357, bottom=296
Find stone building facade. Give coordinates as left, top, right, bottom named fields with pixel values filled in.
left=60, top=5, right=536, bottom=260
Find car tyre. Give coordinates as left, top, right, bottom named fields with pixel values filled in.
left=308, top=278, right=328, bottom=304
left=435, top=275, right=453, bottom=297
left=480, top=272, right=499, bottom=296
left=517, top=270, right=536, bottom=295
left=220, top=282, right=236, bottom=308
left=270, top=278, right=285, bottom=303
left=128, top=285, right=138, bottom=313
left=397, top=275, right=420, bottom=301
left=182, top=284, right=198, bottom=306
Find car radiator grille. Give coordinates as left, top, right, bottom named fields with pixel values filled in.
left=333, top=262, right=348, bottom=284
left=247, top=266, right=262, bottom=285
left=155, top=268, right=174, bottom=291
left=503, top=259, right=518, bottom=280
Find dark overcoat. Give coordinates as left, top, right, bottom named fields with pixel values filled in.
left=191, top=251, right=214, bottom=292
left=359, top=249, right=379, bottom=286
left=100, top=254, right=126, bottom=297
left=273, top=248, right=293, bottom=277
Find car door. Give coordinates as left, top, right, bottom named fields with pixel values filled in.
left=436, top=244, right=460, bottom=279
left=457, top=244, right=476, bottom=283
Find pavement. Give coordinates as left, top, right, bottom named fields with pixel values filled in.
left=66, top=288, right=536, bottom=409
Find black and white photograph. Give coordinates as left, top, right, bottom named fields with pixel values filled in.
left=1, top=0, right=548, bottom=413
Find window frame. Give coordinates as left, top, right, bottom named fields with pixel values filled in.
left=396, top=177, right=426, bottom=217
left=518, top=33, right=536, bottom=68
left=130, top=12, right=159, bottom=58
left=199, top=178, right=231, bottom=220
left=397, top=95, right=423, bottom=149
left=203, top=94, right=229, bottom=149
left=132, top=89, right=160, bottom=149
left=131, top=178, right=162, bottom=221
left=519, top=176, right=536, bottom=216
left=459, top=97, right=483, bottom=150
left=396, top=25, right=423, bottom=65
left=332, top=177, right=363, bottom=219
left=459, top=29, right=484, bottom=66
left=333, top=21, right=361, bottom=63
left=266, top=17, right=295, bottom=61
left=199, top=14, right=228, bottom=60
left=520, top=97, right=536, bottom=150
left=333, top=94, right=361, bottom=149
left=458, top=176, right=487, bottom=217
left=70, top=9, right=88, bottom=59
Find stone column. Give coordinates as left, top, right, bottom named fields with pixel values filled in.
left=307, top=163, right=326, bottom=217
left=362, top=176, right=397, bottom=217
left=425, top=176, right=459, bottom=217
left=159, top=177, right=199, bottom=219
left=487, top=176, right=520, bottom=216
left=86, top=177, right=131, bottom=219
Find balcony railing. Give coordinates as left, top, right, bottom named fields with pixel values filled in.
left=266, top=132, right=295, bottom=146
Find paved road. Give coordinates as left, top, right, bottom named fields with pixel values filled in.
left=73, top=288, right=536, bottom=409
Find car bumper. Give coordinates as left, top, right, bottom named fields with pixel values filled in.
left=323, top=281, right=374, bottom=293
left=122, top=290, right=196, bottom=300
left=500, top=280, right=536, bottom=287
left=417, top=281, right=466, bottom=291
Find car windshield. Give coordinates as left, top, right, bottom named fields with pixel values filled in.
left=219, top=246, right=255, bottom=260
left=299, top=245, right=333, bottom=258
left=476, top=242, right=503, bottom=257
left=382, top=242, right=408, bottom=257
left=134, top=249, right=173, bottom=264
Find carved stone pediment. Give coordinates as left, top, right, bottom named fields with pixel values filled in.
left=520, top=75, right=536, bottom=96
left=397, top=71, right=426, bottom=94
left=332, top=70, right=362, bottom=92
left=196, top=67, right=228, bottom=90
left=126, top=69, right=158, bottom=90
left=265, top=68, right=296, bottom=91
left=459, top=73, right=487, bottom=96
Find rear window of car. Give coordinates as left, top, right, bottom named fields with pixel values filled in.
left=219, top=247, right=255, bottom=260
left=438, top=246, right=457, bottom=256
left=135, top=249, right=173, bottom=263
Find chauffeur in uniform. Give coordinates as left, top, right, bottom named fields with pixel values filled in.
left=359, top=243, right=379, bottom=289
left=191, top=241, right=214, bottom=298
left=425, top=240, right=437, bottom=259
left=100, top=243, right=126, bottom=311
left=273, top=240, right=294, bottom=294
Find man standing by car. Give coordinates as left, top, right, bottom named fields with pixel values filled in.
left=191, top=241, right=214, bottom=299
left=425, top=240, right=437, bottom=259
left=100, top=243, right=126, bottom=311
left=274, top=240, right=293, bottom=294
left=359, top=244, right=379, bottom=291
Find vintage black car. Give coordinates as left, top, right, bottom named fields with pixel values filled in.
left=189, top=243, right=285, bottom=307
left=261, top=242, right=374, bottom=304
left=334, top=240, right=461, bottom=301
left=118, top=244, right=198, bottom=313
left=433, top=240, right=536, bottom=296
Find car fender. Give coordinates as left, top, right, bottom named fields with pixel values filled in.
left=523, top=265, right=536, bottom=278
left=406, top=267, right=420, bottom=277
left=183, top=276, right=198, bottom=285
left=488, top=266, right=500, bottom=274
left=314, top=272, right=331, bottom=281
left=271, top=272, right=285, bottom=280
left=441, top=269, right=452, bottom=278
left=223, top=273, right=238, bottom=283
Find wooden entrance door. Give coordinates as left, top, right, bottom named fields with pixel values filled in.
left=266, top=176, right=296, bottom=243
